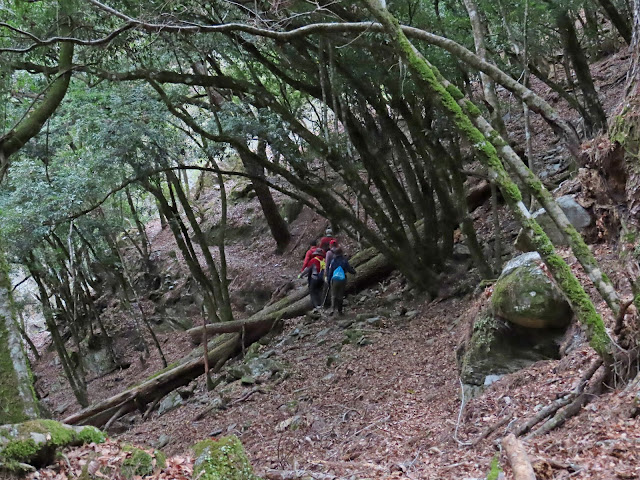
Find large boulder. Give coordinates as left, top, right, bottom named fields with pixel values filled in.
left=515, top=195, right=592, bottom=251
left=491, top=253, right=572, bottom=329
left=459, top=306, right=564, bottom=388
left=83, top=334, right=117, bottom=376
left=0, top=420, right=104, bottom=472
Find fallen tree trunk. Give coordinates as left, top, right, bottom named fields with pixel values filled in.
left=501, top=434, right=536, bottom=480
left=63, top=333, right=240, bottom=427
left=187, top=249, right=393, bottom=343
left=63, top=249, right=393, bottom=427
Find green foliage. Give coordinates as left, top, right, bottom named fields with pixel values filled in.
left=76, top=426, right=107, bottom=445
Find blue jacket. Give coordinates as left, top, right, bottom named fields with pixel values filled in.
left=328, top=255, right=356, bottom=281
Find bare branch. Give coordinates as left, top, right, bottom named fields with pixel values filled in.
left=0, top=22, right=135, bottom=54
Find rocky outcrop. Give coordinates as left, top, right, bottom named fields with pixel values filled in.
left=515, top=195, right=592, bottom=251
left=492, top=253, right=572, bottom=329
left=459, top=308, right=565, bottom=388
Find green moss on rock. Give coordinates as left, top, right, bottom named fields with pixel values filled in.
left=492, top=259, right=572, bottom=329
left=121, top=446, right=156, bottom=479
left=192, top=435, right=258, bottom=480
left=76, top=426, right=106, bottom=445
left=459, top=306, right=563, bottom=386
left=0, top=420, right=105, bottom=472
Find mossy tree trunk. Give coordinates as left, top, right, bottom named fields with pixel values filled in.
left=362, top=0, right=613, bottom=363
left=610, top=0, right=640, bottom=222
left=462, top=0, right=508, bottom=138
left=0, top=29, right=74, bottom=172
left=0, top=252, right=39, bottom=423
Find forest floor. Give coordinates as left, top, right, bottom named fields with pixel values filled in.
left=23, top=47, right=640, bottom=480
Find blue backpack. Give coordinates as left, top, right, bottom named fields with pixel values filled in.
left=332, top=266, right=346, bottom=281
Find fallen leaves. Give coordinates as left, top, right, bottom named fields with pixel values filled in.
left=26, top=440, right=193, bottom=480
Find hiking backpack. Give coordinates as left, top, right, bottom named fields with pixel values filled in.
left=332, top=266, right=346, bottom=281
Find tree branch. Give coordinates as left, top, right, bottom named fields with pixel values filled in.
left=0, top=22, right=134, bottom=54
left=0, top=26, right=75, bottom=171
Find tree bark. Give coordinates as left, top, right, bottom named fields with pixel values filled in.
left=556, top=8, right=608, bottom=135
left=597, top=0, right=632, bottom=44
left=501, top=434, right=536, bottom=480
left=0, top=29, right=74, bottom=169
left=462, top=0, right=507, bottom=137
left=0, top=258, right=39, bottom=423
left=238, top=149, right=291, bottom=253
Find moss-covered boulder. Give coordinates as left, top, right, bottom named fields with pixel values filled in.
left=192, top=435, right=258, bottom=480
left=492, top=253, right=572, bottom=328
left=459, top=308, right=565, bottom=387
left=120, top=445, right=166, bottom=479
left=0, top=420, right=105, bottom=471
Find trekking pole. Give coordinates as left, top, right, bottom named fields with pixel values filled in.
left=322, top=280, right=331, bottom=307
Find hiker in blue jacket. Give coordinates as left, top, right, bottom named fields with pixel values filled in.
left=327, top=247, right=356, bottom=316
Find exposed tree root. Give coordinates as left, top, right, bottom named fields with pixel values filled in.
left=527, top=365, right=610, bottom=438
left=471, top=412, right=513, bottom=446
left=511, top=359, right=602, bottom=437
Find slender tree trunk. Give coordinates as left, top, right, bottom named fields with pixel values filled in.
left=166, top=171, right=233, bottom=322
left=462, top=0, right=508, bottom=137
left=557, top=8, right=608, bottom=134
left=30, top=267, right=88, bottom=407
left=125, top=187, right=151, bottom=268
left=238, top=149, right=291, bottom=253
left=597, top=0, right=632, bottom=44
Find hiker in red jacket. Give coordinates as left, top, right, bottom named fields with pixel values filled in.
left=319, top=227, right=335, bottom=251
left=301, top=240, right=318, bottom=272
left=299, top=248, right=326, bottom=308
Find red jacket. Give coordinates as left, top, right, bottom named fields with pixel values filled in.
left=318, top=236, right=335, bottom=251
left=301, top=256, right=325, bottom=278
left=301, top=247, right=317, bottom=271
